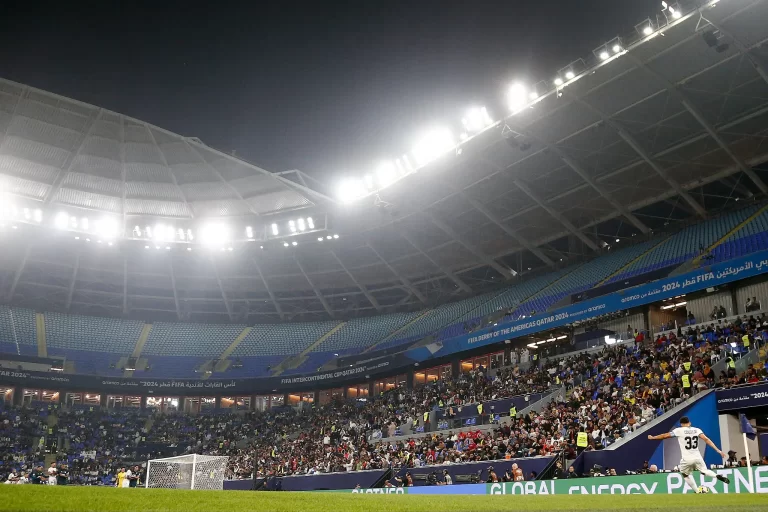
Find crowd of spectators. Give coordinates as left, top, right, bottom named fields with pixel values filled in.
left=1, top=314, right=766, bottom=485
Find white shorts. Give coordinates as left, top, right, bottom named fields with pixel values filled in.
left=48, top=476, right=57, bottom=485
left=679, top=459, right=706, bottom=476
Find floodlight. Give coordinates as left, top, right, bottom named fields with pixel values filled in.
left=661, top=1, right=667, bottom=7
left=672, top=8, right=681, bottom=18
left=326, top=235, right=332, bottom=240
left=133, top=225, right=142, bottom=237
left=643, top=25, right=653, bottom=35
left=153, top=224, right=175, bottom=242
left=186, top=229, right=194, bottom=241
left=23, top=208, right=31, bottom=220
left=144, top=245, right=150, bottom=249
left=462, top=106, right=493, bottom=133
left=95, top=218, right=119, bottom=239
left=289, top=220, right=296, bottom=233
left=307, top=217, right=315, bottom=229
left=615, top=238, right=620, bottom=242
left=318, top=237, right=324, bottom=242
left=613, top=44, right=622, bottom=53
left=145, top=225, right=153, bottom=238
left=600, top=51, right=609, bottom=60
left=554, top=77, right=563, bottom=86
left=70, top=216, right=78, bottom=229
left=186, top=247, right=192, bottom=251
left=297, top=218, right=306, bottom=231
left=412, top=127, right=455, bottom=167
left=529, top=91, right=539, bottom=100
left=246, top=226, right=253, bottom=239
left=108, top=241, right=113, bottom=246
left=337, top=178, right=368, bottom=203
left=271, top=223, right=279, bottom=236
left=54, top=212, right=69, bottom=230
left=178, top=228, right=186, bottom=240
left=292, top=241, right=297, bottom=246
left=283, top=242, right=289, bottom=247
left=81, top=217, right=89, bottom=230
left=565, top=70, right=575, bottom=80
left=199, top=222, right=231, bottom=246
left=506, top=83, right=528, bottom=113
left=376, top=161, right=397, bottom=187
left=364, top=174, right=374, bottom=189
left=333, top=234, right=339, bottom=239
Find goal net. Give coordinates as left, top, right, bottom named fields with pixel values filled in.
left=145, top=454, right=228, bottom=490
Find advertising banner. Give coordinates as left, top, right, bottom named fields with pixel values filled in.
left=327, top=467, right=768, bottom=494
left=716, top=382, right=768, bottom=411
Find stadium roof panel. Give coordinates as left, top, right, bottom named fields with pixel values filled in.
left=3, top=0, right=768, bottom=320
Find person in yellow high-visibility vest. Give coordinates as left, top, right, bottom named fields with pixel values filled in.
left=477, top=404, right=483, bottom=416
left=742, top=333, right=751, bottom=350
left=682, top=360, right=691, bottom=373
left=576, top=428, right=589, bottom=452
left=681, top=373, right=691, bottom=394
left=423, top=411, right=429, bottom=423
left=509, top=406, right=516, bottom=419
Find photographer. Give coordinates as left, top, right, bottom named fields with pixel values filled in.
left=486, top=466, right=499, bottom=483
left=427, top=471, right=438, bottom=486
left=442, top=470, right=452, bottom=485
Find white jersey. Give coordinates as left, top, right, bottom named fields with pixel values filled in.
left=670, top=426, right=704, bottom=462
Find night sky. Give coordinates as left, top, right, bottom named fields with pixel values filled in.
left=1, top=1, right=661, bottom=184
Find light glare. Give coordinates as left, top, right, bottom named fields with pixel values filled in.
left=600, top=51, right=609, bottom=60
left=412, top=127, right=455, bottom=167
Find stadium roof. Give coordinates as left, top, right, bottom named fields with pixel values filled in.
left=2, top=0, right=768, bottom=322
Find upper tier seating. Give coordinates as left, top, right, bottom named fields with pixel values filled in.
left=44, top=312, right=142, bottom=355
left=142, top=322, right=244, bottom=357
left=232, top=321, right=339, bottom=357
left=608, top=205, right=761, bottom=283
left=315, top=312, right=422, bottom=352
left=513, top=238, right=662, bottom=317
left=0, top=306, right=37, bottom=356
left=4, top=202, right=768, bottom=380
left=712, top=208, right=768, bottom=263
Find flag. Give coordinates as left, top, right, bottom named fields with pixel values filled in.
left=739, top=413, right=757, bottom=440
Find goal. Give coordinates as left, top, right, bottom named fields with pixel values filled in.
left=145, top=454, right=228, bottom=490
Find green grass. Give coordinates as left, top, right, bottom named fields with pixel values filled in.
left=0, top=486, right=766, bottom=512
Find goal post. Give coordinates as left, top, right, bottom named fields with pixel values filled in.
left=145, top=454, right=228, bottom=490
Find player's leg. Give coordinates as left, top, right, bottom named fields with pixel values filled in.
left=697, top=460, right=730, bottom=484
left=679, top=461, right=699, bottom=492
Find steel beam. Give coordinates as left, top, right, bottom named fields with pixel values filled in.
left=558, top=153, right=650, bottom=234
left=512, top=179, right=600, bottom=251
left=251, top=258, right=285, bottom=320
left=367, top=243, right=428, bottom=305
left=398, top=231, right=473, bottom=293
left=210, top=259, right=234, bottom=321
left=568, top=93, right=708, bottom=218
left=123, top=257, right=129, bottom=315
left=65, top=253, right=80, bottom=310
left=119, top=115, right=128, bottom=229
left=183, top=141, right=266, bottom=218
left=623, top=52, right=767, bottom=195
left=294, top=256, right=335, bottom=318
left=427, top=212, right=513, bottom=278
left=455, top=188, right=556, bottom=266
left=147, top=124, right=195, bottom=218
left=7, top=245, right=31, bottom=301
left=704, top=18, right=768, bottom=90
left=44, top=109, right=102, bottom=204
left=168, top=259, right=182, bottom=320
left=329, top=251, right=382, bottom=311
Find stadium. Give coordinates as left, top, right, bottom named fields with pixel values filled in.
left=2, top=0, right=768, bottom=510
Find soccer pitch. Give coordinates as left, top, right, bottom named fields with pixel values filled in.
left=1, top=487, right=767, bottom=512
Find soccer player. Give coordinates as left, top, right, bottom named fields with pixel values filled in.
left=647, top=416, right=731, bottom=493
left=47, top=462, right=57, bottom=485
left=116, top=467, right=126, bottom=488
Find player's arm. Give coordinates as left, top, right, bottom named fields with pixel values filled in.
left=699, top=433, right=726, bottom=458
left=647, top=432, right=673, bottom=441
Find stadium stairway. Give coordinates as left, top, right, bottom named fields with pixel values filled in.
left=361, top=310, right=436, bottom=354
left=35, top=313, right=47, bottom=358
left=594, top=236, right=672, bottom=287
left=272, top=321, right=346, bottom=376
left=123, top=323, right=153, bottom=378
left=676, top=202, right=768, bottom=275
left=201, top=326, right=253, bottom=379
